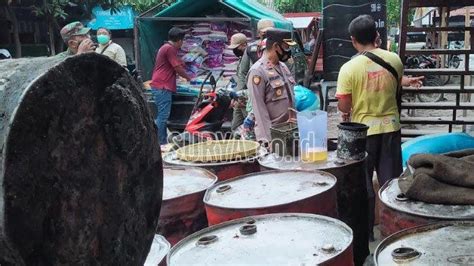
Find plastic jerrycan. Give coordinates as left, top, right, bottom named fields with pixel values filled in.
left=297, top=110, right=328, bottom=161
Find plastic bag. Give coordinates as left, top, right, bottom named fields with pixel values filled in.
left=294, top=85, right=320, bottom=111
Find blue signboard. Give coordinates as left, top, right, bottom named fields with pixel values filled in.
left=87, top=5, right=135, bottom=30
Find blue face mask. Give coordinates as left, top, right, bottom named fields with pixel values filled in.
left=97, top=34, right=110, bottom=45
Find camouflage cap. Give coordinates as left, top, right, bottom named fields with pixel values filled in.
left=60, top=21, right=90, bottom=42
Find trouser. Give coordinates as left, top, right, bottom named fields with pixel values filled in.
left=151, top=88, right=172, bottom=145
left=231, top=106, right=248, bottom=132
left=365, top=130, right=403, bottom=236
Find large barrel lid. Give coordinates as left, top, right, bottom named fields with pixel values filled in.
left=163, top=167, right=217, bottom=200
left=258, top=151, right=364, bottom=170
left=168, top=213, right=353, bottom=265
left=375, top=221, right=474, bottom=265
left=162, top=147, right=267, bottom=166
left=204, top=170, right=336, bottom=209
left=379, top=178, right=474, bottom=219
left=144, top=235, right=170, bottom=266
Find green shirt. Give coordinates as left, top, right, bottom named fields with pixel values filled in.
left=55, top=49, right=74, bottom=59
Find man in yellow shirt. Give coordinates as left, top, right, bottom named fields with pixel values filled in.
left=336, top=15, right=405, bottom=242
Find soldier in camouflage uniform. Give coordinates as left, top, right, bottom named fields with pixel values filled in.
left=57, top=21, right=96, bottom=58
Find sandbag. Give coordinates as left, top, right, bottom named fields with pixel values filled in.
left=399, top=149, right=474, bottom=205
left=0, top=54, right=163, bottom=265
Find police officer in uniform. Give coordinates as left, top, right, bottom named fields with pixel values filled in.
left=247, top=28, right=296, bottom=144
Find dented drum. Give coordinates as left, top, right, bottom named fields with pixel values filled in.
left=259, top=151, right=368, bottom=266
left=158, top=167, right=217, bottom=245
left=204, top=170, right=337, bottom=225
left=379, top=178, right=474, bottom=237
left=168, top=213, right=354, bottom=266
left=375, top=221, right=474, bottom=265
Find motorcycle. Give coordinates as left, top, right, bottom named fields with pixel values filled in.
left=169, top=70, right=237, bottom=150
left=405, top=54, right=445, bottom=102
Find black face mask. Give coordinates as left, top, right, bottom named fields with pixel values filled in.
left=233, top=47, right=244, bottom=58
left=276, top=44, right=292, bottom=62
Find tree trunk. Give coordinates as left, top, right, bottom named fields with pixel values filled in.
left=48, top=18, right=56, bottom=55
left=0, top=54, right=163, bottom=265
left=6, top=4, right=21, bottom=58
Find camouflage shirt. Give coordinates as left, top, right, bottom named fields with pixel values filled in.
left=55, top=49, right=75, bottom=59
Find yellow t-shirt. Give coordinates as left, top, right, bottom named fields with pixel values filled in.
left=336, top=48, right=403, bottom=136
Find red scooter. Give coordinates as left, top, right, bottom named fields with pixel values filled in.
left=170, top=70, right=235, bottom=149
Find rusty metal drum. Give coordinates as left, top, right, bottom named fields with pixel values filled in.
left=144, top=235, right=170, bottom=266
left=379, top=178, right=474, bottom=238
left=259, top=151, right=368, bottom=266
left=158, top=167, right=217, bottom=245
left=162, top=148, right=265, bottom=181
left=375, top=221, right=474, bottom=265
left=204, top=170, right=337, bottom=225
left=168, top=213, right=354, bottom=266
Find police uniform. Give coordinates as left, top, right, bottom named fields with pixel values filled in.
left=247, top=29, right=296, bottom=142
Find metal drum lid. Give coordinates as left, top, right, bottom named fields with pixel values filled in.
left=144, top=234, right=170, bottom=266
left=379, top=178, right=474, bottom=220
left=204, top=170, right=336, bottom=209
left=163, top=167, right=217, bottom=200
left=375, top=221, right=474, bottom=265
left=168, top=213, right=353, bottom=265
left=258, top=151, right=363, bottom=170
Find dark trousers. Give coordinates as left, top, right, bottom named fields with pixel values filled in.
left=231, top=106, right=248, bottom=132
left=366, top=130, right=403, bottom=235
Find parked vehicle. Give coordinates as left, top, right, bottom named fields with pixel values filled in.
left=405, top=54, right=445, bottom=102
left=169, top=71, right=235, bottom=149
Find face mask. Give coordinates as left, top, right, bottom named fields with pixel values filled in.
left=276, top=44, right=292, bottom=62
left=97, top=35, right=110, bottom=45
left=233, top=47, right=244, bottom=57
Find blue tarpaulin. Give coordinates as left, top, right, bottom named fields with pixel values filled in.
left=87, top=5, right=135, bottom=30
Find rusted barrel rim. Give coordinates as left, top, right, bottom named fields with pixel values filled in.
left=168, top=213, right=354, bottom=265
left=378, top=178, right=474, bottom=220
left=257, top=151, right=367, bottom=171
left=374, top=221, right=474, bottom=265
left=162, top=166, right=218, bottom=202
left=202, top=169, right=337, bottom=210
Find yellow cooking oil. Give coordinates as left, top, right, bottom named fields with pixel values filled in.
left=301, top=147, right=328, bottom=162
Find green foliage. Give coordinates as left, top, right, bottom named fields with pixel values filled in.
left=31, top=0, right=71, bottom=20
left=387, top=0, right=400, bottom=27
left=272, top=0, right=322, bottom=13
left=387, top=0, right=414, bottom=27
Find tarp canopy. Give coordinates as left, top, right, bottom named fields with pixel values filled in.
left=286, top=17, right=314, bottom=29
left=136, top=0, right=293, bottom=80
left=87, top=5, right=135, bottom=30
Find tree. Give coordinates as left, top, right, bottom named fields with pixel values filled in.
left=272, top=0, right=321, bottom=13
left=387, top=0, right=414, bottom=28
left=32, top=0, right=71, bottom=55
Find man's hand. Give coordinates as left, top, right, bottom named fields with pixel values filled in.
left=402, top=76, right=424, bottom=88
left=77, top=39, right=96, bottom=54
left=341, top=112, right=351, bottom=122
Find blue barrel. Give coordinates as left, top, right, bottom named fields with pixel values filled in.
left=401, top=133, right=474, bottom=167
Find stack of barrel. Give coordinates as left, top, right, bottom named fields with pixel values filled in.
left=158, top=137, right=374, bottom=266
left=373, top=178, right=474, bottom=265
